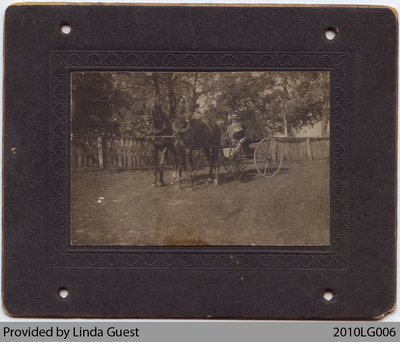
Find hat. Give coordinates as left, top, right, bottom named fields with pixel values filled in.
left=228, top=113, right=241, bottom=121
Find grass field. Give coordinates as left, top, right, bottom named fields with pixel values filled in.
left=71, top=159, right=330, bottom=246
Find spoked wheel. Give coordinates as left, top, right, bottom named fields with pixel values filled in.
left=229, top=144, right=247, bottom=179
left=222, top=143, right=247, bottom=179
left=254, top=138, right=282, bottom=177
left=222, top=148, right=232, bottom=174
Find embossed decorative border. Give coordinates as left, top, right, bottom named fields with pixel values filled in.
left=49, top=51, right=349, bottom=270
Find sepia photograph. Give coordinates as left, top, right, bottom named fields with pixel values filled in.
left=71, top=71, right=330, bottom=246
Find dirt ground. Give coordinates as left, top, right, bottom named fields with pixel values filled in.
left=71, top=159, right=330, bottom=246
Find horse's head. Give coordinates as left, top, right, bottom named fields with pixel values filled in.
left=177, top=96, right=199, bottom=119
left=172, top=116, right=190, bottom=135
left=146, top=103, right=169, bottom=134
left=183, top=96, right=199, bottom=113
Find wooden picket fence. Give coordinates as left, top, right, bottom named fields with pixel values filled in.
left=71, top=135, right=329, bottom=172
left=276, top=137, right=329, bottom=161
left=72, top=136, right=173, bottom=171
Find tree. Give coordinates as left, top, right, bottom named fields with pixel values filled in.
left=209, top=71, right=330, bottom=137
left=280, top=72, right=329, bottom=136
left=71, top=71, right=330, bottom=138
left=71, top=72, right=124, bottom=135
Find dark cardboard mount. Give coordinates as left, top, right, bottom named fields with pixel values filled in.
left=2, top=4, right=397, bottom=318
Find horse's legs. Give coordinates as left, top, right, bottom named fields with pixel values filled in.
left=171, top=147, right=180, bottom=185
left=171, top=159, right=178, bottom=184
left=157, top=147, right=167, bottom=187
left=203, top=144, right=219, bottom=185
left=173, top=149, right=184, bottom=188
left=171, top=147, right=183, bottom=187
left=203, top=146, right=214, bottom=182
left=186, top=148, right=194, bottom=188
left=178, top=159, right=183, bottom=188
left=152, top=148, right=159, bottom=187
left=213, top=144, right=219, bottom=186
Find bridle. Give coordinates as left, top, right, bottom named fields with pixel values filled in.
left=172, top=119, right=191, bottom=135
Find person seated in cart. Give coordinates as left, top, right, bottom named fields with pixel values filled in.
left=225, top=113, right=247, bottom=146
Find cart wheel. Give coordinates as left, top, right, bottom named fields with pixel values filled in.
left=254, top=138, right=282, bottom=177
left=222, top=149, right=232, bottom=174
left=229, top=144, right=247, bottom=179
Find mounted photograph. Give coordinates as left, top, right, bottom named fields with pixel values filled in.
left=4, top=4, right=396, bottom=319
left=71, top=71, right=330, bottom=246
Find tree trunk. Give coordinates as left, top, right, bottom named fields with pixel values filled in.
left=167, top=78, right=176, bottom=118
left=152, top=74, right=161, bottom=104
left=282, top=111, right=288, bottom=137
left=321, top=114, right=329, bottom=137
left=288, top=125, right=297, bottom=137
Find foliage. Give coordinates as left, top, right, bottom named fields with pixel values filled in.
left=71, top=71, right=330, bottom=137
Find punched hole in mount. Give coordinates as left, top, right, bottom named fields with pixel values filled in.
left=323, top=290, right=334, bottom=302
left=325, top=27, right=337, bottom=40
left=58, top=288, right=69, bottom=299
left=61, top=24, right=71, bottom=35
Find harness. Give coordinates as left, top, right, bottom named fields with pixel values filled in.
left=148, top=120, right=167, bottom=136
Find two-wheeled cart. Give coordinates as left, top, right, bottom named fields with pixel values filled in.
left=222, top=111, right=283, bottom=179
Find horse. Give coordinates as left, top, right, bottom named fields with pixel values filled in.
left=146, top=104, right=174, bottom=187
left=172, top=116, right=221, bottom=187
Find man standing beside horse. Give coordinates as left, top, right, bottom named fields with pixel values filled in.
left=146, top=102, right=174, bottom=187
